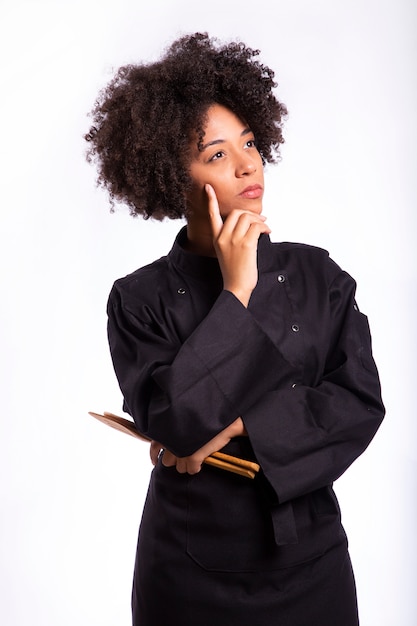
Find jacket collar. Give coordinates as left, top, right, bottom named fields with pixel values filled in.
left=168, top=226, right=275, bottom=279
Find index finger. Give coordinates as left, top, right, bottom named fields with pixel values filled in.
left=205, top=184, right=223, bottom=239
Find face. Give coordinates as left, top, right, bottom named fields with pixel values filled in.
left=186, top=104, right=264, bottom=219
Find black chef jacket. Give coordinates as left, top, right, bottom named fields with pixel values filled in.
left=107, top=226, right=384, bottom=573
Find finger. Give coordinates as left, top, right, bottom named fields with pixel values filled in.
left=229, top=212, right=270, bottom=241
left=205, top=184, right=223, bottom=239
left=161, top=450, right=177, bottom=467
left=150, top=440, right=162, bottom=466
left=234, top=222, right=271, bottom=250
left=240, top=219, right=271, bottom=241
left=174, top=457, right=187, bottom=473
left=219, top=209, right=267, bottom=238
left=185, top=459, right=203, bottom=475
left=218, top=214, right=270, bottom=247
left=175, top=456, right=203, bottom=475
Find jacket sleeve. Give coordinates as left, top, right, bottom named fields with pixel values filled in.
left=107, top=285, right=298, bottom=457
left=242, top=268, right=385, bottom=503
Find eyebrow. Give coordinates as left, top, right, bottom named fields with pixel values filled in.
left=199, top=127, right=252, bottom=151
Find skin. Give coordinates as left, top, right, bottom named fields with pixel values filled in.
left=150, top=104, right=271, bottom=474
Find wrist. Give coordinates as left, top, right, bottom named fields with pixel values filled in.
left=223, top=286, right=252, bottom=308
left=229, top=417, right=247, bottom=437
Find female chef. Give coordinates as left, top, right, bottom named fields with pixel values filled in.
left=85, top=32, right=384, bottom=626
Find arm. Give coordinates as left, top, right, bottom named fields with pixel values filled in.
left=208, top=182, right=384, bottom=492
left=152, top=185, right=269, bottom=472
left=206, top=183, right=269, bottom=307
left=242, top=269, right=385, bottom=502
left=107, top=281, right=297, bottom=458
left=109, top=190, right=383, bottom=484
left=107, top=188, right=289, bottom=460
left=159, top=416, right=247, bottom=474
left=150, top=269, right=383, bottom=481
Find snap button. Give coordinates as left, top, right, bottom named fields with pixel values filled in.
left=291, top=383, right=297, bottom=388
left=277, top=274, right=285, bottom=283
left=291, top=324, right=300, bottom=332
left=177, top=288, right=186, bottom=295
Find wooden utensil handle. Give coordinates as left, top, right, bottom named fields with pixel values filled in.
left=203, top=455, right=257, bottom=479
left=211, top=451, right=260, bottom=474
left=90, top=411, right=261, bottom=479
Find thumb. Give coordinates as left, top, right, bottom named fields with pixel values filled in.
left=150, top=440, right=163, bottom=466
left=205, top=184, right=223, bottom=238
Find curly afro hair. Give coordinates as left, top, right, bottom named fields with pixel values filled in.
left=85, top=32, right=287, bottom=220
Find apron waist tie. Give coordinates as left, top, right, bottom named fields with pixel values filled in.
left=270, top=501, right=298, bottom=546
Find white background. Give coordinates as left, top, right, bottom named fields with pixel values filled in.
left=1, top=0, right=415, bottom=624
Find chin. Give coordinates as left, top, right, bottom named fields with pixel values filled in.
left=245, top=201, right=263, bottom=215
left=220, top=201, right=263, bottom=218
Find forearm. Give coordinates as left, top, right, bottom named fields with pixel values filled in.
left=161, top=417, right=247, bottom=474
left=132, top=291, right=296, bottom=456
left=243, top=369, right=384, bottom=503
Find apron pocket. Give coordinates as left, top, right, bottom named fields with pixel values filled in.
left=186, top=465, right=282, bottom=572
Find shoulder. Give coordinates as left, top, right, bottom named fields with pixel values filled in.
left=271, top=239, right=329, bottom=261
left=268, top=240, right=346, bottom=285
left=268, top=241, right=359, bottom=317
left=108, top=256, right=170, bottom=307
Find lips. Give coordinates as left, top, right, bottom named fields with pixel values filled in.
left=238, top=184, right=263, bottom=199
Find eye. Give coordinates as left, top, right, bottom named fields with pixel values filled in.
left=245, top=139, right=257, bottom=148
left=208, top=150, right=224, bottom=162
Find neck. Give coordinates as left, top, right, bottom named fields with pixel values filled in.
left=186, top=217, right=217, bottom=257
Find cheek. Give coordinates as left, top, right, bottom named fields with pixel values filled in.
left=215, top=193, right=235, bottom=217
left=185, top=183, right=210, bottom=214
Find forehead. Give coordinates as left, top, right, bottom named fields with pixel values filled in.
left=202, top=104, right=247, bottom=136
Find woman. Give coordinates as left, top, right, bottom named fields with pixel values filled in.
left=86, top=33, right=384, bottom=625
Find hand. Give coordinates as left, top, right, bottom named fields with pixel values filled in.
left=150, top=440, right=164, bottom=465
left=162, top=417, right=247, bottom=475
left=206, top=184, right=271, bottom=307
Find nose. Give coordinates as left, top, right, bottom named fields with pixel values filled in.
left=235, top=154, right=257, bottom=177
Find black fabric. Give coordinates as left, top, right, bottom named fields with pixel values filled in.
left=107, top=227, right=384, bottom=624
